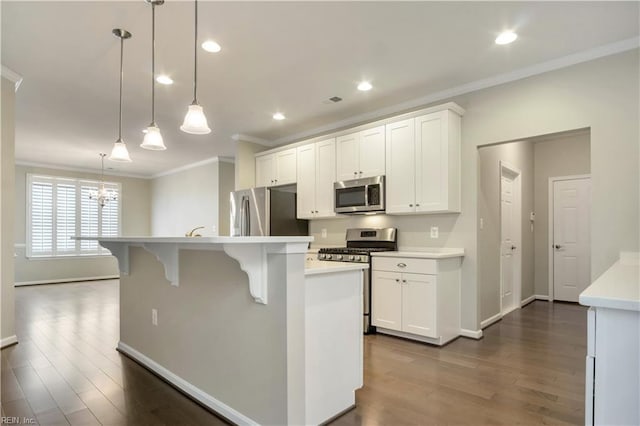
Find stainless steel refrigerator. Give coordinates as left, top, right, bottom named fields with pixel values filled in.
left=230, top=185, right=309, bottom=236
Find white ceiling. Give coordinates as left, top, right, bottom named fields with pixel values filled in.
left=2, top=1, right=638, bottom=177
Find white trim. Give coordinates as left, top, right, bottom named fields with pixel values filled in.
left=14, top=275, right=119, bottom=287
left=548, top=174, right=592, bottom=302
left=499, top=161, right=522, bottom=316
left=16, top=160, right=149, bottom=179
left=272, top=38, right=639, bottom=146
left=232, top=133, right=274, bottom=147
left=1, top=65, right=23, bottom=91
left=459, top=329, right=483, bottom=339
left=117, top=342, right=258, bottom=426
left=480, top=313, right=502, bottom=329
left=151, top=157, right=222, bottom=179
left=535, top=295, right=550, bottom=301
left=1, top=335, right=19, bottom=348
left=520, top=294, right=536, bottom=307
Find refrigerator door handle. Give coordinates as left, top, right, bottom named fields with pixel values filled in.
left=240, top=195, right=250, bottom=236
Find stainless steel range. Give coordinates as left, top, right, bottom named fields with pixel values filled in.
left=318, top=228, right=397, bottom=334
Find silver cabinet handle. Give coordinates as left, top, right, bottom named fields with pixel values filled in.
left=397, top=263, right=407, bottom=268
left=416, top=204, right=420, bottom=207
left=409, top=204, right=413, bottom=207
left=315, top=210, right=318, bottom=214
left=402, top=279, right=407, bottom=283
left=395, top=279, right=400, bottom=282
left=353, top=171, right=358, bottom=175
left=359, top=171, right=363, bottom=175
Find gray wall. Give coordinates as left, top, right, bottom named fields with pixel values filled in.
left=477, top=141, right=535, bottom=322
left=533, top=131, right=591, bottom=295
left=309, top=50, right=639, bottom=330
left=14, top=165, right=151, bottom=284
left=151, top=159, right=235, bottom=237
left=234, top=140, right=266, bottom=191
left=2, top=76, right=16, bottom=342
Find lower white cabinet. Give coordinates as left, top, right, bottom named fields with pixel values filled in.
left=371, top=255, right=461, bottom=345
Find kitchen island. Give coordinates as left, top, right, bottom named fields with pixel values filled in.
left=78, top=237, right=367, bottom=426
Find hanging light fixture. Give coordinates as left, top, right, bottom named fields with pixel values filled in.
left=141, top=0, right=167, bottom=150
left=89, top=154, right=118, bottom=208
left=180, top=0, right=211, bottom=134
left=109, top=29, right=133, bottom=162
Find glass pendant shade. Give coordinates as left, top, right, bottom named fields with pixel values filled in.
left=109, top=139, right=132, bottom=162
left=180, top=103, right=211, bottom=134
left=140, top=125, right=166, bottom=150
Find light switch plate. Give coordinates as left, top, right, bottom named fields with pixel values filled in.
left=321, top=228, right=327, bottom=238
left=430, top=226, right=439, bottom=239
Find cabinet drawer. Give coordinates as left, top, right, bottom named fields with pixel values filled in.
left=372, top=257, right=437, bottom=274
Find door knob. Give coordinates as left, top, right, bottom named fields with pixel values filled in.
left=511, top=245, right=516, bottom=250
left=555, top=244, right=562, bottom=249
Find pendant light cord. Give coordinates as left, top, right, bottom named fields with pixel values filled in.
left=151, top=3, right=156, bottom=126
left=100, top=153, right=106, bottom=182
left=192, top=0, right=198, bottom=104
left=118, top=36, right=124, bottom=141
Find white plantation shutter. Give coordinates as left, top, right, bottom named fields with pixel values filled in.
left=27, top=174, right=121, bottom=257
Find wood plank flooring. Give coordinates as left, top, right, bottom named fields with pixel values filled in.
left=1, top=280, right=587, bottom=425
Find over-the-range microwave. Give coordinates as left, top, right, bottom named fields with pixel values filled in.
left=334, top=175, right=385, bottom=214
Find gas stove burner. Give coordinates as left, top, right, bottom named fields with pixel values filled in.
left=317, top=227, right=397, bottom=263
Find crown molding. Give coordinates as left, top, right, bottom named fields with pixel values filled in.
left=151, top=156, right=234, bottom=179
left=232, top=133, right=274, bottom=147
left=15, top=160, right=150, bottom=179
left=1, top=65, right=23, bottom=91
left=272, top=37, right=640, bottom=146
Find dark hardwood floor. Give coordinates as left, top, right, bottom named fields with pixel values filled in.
left=1, top=280, right=587, bottom=425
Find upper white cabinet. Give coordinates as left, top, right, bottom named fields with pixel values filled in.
left=255, top=148, right=297, bottom=187
left=296, top=138, right=336, bottom=219
left=385, top=109, right=461, bottom=214
left=336, top=126, right=385, bottom=181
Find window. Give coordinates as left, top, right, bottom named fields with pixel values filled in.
left=27, top=174, right=121, bottom=257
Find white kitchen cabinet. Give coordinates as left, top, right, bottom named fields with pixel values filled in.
left=385, top=109, right=461, bottom=214
left=336, top=126, right=385, bottom=181
left=296, top=138, right=336, bottom=219
left=371, top=254, right=461, bottom=345
left=255, top=147, right=297, bottom=187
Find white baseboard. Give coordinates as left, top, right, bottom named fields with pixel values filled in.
left=15, top=275, right=119, bottom=287
left=117, top=342, right=258, bottom=426
left=460, top=329, right=483, bottom=339
left=1, top=335, right=18, bottom=348
left=535, top=295, right=550, bottom=301
left=480, top=313, right=502, bottom=329
left=520, top=295, right=536, bottom=307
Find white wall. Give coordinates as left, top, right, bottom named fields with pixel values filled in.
left=234, top=139, right=266, bottom=191
left=151, top=159, right=235, bottom=237
left=13, top=165, right=151, bottom=284
left=310, top=50, right=639, bottom=331
left=533, top=131, right=591, bottom=296
left=1, top=76, right=16, bottom=344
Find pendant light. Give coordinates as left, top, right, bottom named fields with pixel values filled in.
left=141, top=0, right=167, bottom=150
left=180, top=0, right=211, bottom=134
left=89, top=154, right=118, bottom=208
left=109, top=29, right=133, bottom=162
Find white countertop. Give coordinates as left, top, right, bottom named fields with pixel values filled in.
left=75, top=236, right=314, bottom=244
left=579, top=253, right=640, bottom=311
left=371, top=248, right=465, bottom=259
left=305, top=260, right=369, bottom=276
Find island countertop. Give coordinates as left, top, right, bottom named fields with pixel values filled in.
left=579, top=252, right=640, bottom=311
left=75, top=236, right=314, bottom=244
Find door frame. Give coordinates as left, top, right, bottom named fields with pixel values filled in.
left=548, top=174, right=591, bottom=302
left=499, top=161, right=522, bottom=315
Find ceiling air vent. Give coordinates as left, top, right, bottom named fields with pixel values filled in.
left=329, top=96, right=342, bottom=103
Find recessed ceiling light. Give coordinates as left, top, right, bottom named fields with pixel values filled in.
left=156, top=75, right=173, bottom=85
left=273, top=112, right=286, bottom=120
left=495, top=31, right=518, bottom=45
left=202, top=40, right=222, bottom=53
left=357, top=81, right=373, bottom=91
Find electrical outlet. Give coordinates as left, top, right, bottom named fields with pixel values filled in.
left=152, top=308, right=158, bottom=326
left=480, top=218, right=484, bottom=230
left=430, top=226, right=439, bottom=239
left=321, top=228, right=327, bottom=238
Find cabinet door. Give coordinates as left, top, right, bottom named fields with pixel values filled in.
left=275, top=148, right=297, bottom=185
left=336, top=132, right=360, bottom=181
left=359, top=126, right=386, bottom=178
left=296, top=144, right=316, bottom=219
left=255, top=154, right=275, bottom=187
left=415, top=111, right=448, bottom=212
left=385, top=119, right=416, bottom=214
left=401, top=273, right=437, bottom=338
left=371, top=271, right=402, bottom=331
left=314, top=138, right=336, bottom=218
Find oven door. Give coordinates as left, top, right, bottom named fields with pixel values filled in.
left=334, top=176, right=385, bottom=213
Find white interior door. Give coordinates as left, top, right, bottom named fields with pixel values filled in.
left=500, top=165, right=520, bottom=315
left=552, top=177, right=591, bottom=302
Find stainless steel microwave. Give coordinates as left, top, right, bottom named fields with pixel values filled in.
left=334, top=176, right=385, bottom=214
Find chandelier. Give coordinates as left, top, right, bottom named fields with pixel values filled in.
left=89, top=153, right=118, bottom=207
